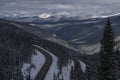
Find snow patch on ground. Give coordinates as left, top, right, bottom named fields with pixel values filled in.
left=62, top=60, right=74, bottom=80
left=39, top=48, right=59, bottom=80
left=80, top=43, right=100, bottom=54
left=21, top=49, right=45, bottom=80
left=21, top=63, right=30, bottom=79
left=53, top=34, right=57, bottom=37
left=79, top=60, right=86, bottom=73
left=34, top=45, right=76, bottom=80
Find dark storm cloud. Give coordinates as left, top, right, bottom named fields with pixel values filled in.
left=1, top=0, right=119, bottom=9
left=0, top=0, right=119, bottom=10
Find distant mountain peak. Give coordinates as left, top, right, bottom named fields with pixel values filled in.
left=38, top=13, right=52, bottom=19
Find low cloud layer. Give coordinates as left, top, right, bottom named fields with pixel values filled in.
left=0, top=0, right=120, bottom=17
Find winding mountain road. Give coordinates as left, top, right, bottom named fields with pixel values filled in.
left=33, top=45, right=52, bottom=80
left=11, top=22, right=53, bottom=80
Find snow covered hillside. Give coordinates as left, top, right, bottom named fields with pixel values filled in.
left=34, top=45, right=76, bottom=80
left=21, top=49, right=45, bottom=80
left=79, top=60, right=87, bottom=73
left=22, top=44, right=87, bottom=80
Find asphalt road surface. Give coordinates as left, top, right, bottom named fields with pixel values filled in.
left=34, top=45, right=52, bottom=80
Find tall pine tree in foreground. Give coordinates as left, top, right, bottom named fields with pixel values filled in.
left=100, top=18, right=117, bottom=80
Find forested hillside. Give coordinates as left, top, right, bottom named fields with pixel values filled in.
left=0, top=20, right=35, bottom=80
left=0, top=19, right=79, bottom=80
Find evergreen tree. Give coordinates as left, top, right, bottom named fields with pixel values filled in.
left=85, top=65, right=91, bottom=80
left=53, top=73, right=56, bottom=80
left=100, top=18, right=117, bottom=80
left=116, top=46, right=120, bottom=68
left=70, top=66, right=74, bottom=80
left=70, top=61, right=84, bottom=80
left=115, top=46, right=120, bottom=79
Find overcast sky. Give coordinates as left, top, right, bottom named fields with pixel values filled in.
left=0, top=0, right=120, bottom=17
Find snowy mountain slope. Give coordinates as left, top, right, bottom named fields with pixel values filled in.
left=33, top=45, right=87, bottom=80
left=34, top=45, right=73, bottom=80
left=38, top=13, right=52, bottom=19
